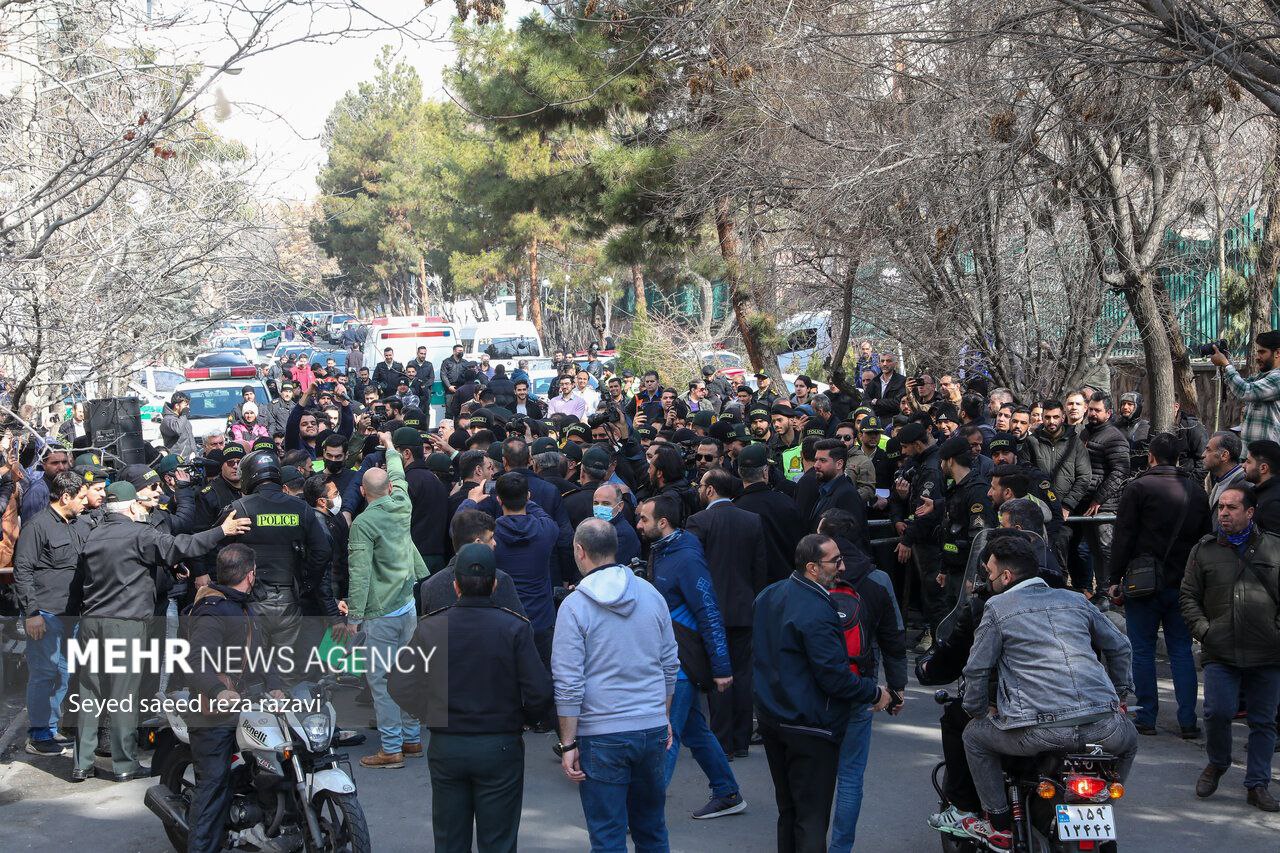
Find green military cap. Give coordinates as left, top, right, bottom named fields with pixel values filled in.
left=106, top=481, right=136, bottom=502
left=738, top=443, right=771, bottom=469
left=392, top=426, right=422, bottom=449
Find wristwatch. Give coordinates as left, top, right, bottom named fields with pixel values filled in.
left=553, top=740, right=578, bottom=757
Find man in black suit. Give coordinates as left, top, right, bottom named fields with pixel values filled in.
left=807, top=439, right=867, bottom=534
left=864, top=352, right=907, bottom=420
left=372, top=347, right=404, bottom=396
left=733, top=444, right=803, bottom=585
left=686, top=467, right=768, bottom=758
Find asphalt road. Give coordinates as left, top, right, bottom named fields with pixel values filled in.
left=1, top=676, right=1278, bottom=852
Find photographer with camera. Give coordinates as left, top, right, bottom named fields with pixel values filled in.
left=1211, top=331, right=1280, bottom=446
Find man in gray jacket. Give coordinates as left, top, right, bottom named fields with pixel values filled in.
left=552, top=519, right=678, bottom=852
left=159, top=392, right=196, bottom=459
left=958, top=536, right=1138, bottom=850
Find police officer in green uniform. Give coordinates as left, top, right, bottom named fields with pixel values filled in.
left=220, top=451, right=348, bottom=682
left=929, top=435, right=996, bottom=613
left=189, top=446, right=244, bottom=585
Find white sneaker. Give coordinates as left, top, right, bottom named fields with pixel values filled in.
left=928, top=804, right=976, bottom=836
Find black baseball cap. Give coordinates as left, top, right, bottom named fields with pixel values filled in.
left=120, top=464, right=161, bottom=490
left=454, top=543, right=496, bottom=580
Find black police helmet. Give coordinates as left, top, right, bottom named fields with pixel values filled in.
left=239, top=449, right=282, bottom=495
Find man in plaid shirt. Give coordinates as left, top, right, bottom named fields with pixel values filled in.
left=1212, top=330, right=1280, bottom=446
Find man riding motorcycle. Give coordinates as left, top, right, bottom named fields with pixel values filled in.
left=957, top=536, right=1138, bottom=849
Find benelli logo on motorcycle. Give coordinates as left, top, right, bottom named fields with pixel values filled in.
left=242, top=723, right=270, bottom=747
left=255, top=513, right=299, bottom=526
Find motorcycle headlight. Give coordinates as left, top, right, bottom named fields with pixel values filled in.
left=301, top=712, right=333, bottom=752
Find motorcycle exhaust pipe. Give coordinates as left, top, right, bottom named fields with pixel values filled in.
left=144, top=784, right=190, bottom=835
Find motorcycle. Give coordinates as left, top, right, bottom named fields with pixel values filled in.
left=145, top=674, right=370, bottom=853
left=931, top=691, right=1124, bottom=853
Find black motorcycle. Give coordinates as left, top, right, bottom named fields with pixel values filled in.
left=931, top=691, right=1123, bottom=853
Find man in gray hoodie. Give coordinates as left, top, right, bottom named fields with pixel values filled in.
left=553, top=519, right=679, bottom=852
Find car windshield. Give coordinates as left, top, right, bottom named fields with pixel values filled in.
left=312, top=350, right=348, bottom=370
left=193, top=351, right=252, bottom=368
left=245, top=324, right=266, bottom=334
left=481, top=336, right=540, bottom=360
left=186, top=386, right=267, bottom=419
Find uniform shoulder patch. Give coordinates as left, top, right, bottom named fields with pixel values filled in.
left=970, top=503, right=983, bottom=513
left=1040, top=480, right=1051, bottom=491
left=201, top=485, right=213, bottom=494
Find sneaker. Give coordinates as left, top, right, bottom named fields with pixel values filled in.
left=402, top=742, right=423, bottom=758
left=692, top=792, right=747, bottom=819
left=911, top=628, right=933, bottom=655
left=928, top=804, right=977, bottom=836
left=358, top=750, right=405, bottom=769
left=959, top=816, right=1012, bottom=851
left=25, top=738, right=69, bottom=757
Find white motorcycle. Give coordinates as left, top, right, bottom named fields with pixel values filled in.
left=145, top=675, right=370, bottom=853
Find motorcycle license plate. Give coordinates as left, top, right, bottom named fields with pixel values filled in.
left=1055, top=804, right=1116, bottom=841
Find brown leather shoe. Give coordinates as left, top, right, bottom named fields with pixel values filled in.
left=402, top=742, right=423, bottom=758
left=1248, top=786, right=1280, bottom=812
left=359, top=750, right=405, bottom=769
left=1196, top=763, right=1227, bottom=798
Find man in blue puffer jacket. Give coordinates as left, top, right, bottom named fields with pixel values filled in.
left=637, top=493, right=747, bottom=821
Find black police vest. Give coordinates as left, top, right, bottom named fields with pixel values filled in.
left=229, top=488, right=308, bottom=587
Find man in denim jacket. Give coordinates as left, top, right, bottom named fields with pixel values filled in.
left=957, top=536, right=1138, bottom=849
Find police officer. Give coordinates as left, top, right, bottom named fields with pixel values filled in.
left=387, top=544, right=552, bottom=852
left=988, top=432, right=1064, bottom=545
left=188, top=445, right=244, bottom=585
left=894, top=422, right=947, bottom=649
left=71, top=481, right=249, bottom=782
left=928, top=436, right=995, bottom=602
left=186, top=544, right=286, bottom=853
left=221, top=451, right=348, bottom=679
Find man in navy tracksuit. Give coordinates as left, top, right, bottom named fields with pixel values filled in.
left=638, top=494, right=746, bottom=821
left=754, top=533, right=891, bottom=853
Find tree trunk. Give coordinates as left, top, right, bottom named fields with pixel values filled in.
left=1249, top=132, right=1280, bottom=377
left=514, top=272, right=525, bottom=321
left=417, top=256, right=429, bottom=315
left=630, top=263, right=647, bottom=318
left=1126, top=272, right=1177, bottom=433
left=827, top=250, right=859, bottom=371
left=528, top=237, right=545, bottom=343
left=1153, top=278, right=1200, bottom=416
left=714, top=196, right=779, bottom=379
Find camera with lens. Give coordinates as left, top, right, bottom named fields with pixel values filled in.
left=627, top=556, right=649, bottom=581
left=1198, top=339, right=1228, bottom=357
left=587, top=404, right=624, bottom=430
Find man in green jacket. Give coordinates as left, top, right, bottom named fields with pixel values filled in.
left=349, top=428, right=430, bottom=769
left=1180, top=482, right=1280, bottom=812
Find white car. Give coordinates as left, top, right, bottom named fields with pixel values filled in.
left=208, top=336, right=259, bottom=364
left=173, top=363, right=274, bottom=440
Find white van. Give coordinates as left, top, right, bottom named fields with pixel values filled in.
left=776, top=310, right=833, bottom=374
left=468, top=319, right=543, bottom=372
left=363, top=317, right=460, bottom=424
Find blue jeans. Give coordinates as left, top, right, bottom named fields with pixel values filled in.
left=578, top=726, right=669, bottom=853
left=362, top=608, right=420, bottom=754
left=26, top=611, right=75, bottom=741
left=1203, top=663, right=1280, bottom=789
left=828, top=704, right=873, bottom=853
left=663, top=678, right=738, bottom=798
left=1125, top=587, right=1198, bottom=729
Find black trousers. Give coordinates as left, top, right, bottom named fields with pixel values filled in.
left=708, top=626, right=753, bottom=753
left=940, top=700, right=981, bottom=813
left=428, top=731, right=525, bottom=853
left=760, top=721, right=840, bottom=853
left=188, top=724, right=238, bottom=853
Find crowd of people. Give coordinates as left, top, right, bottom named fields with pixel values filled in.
left=3, top=327, right=1280, bottom=852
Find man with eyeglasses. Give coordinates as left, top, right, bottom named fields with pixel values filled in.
left=693, top=438, right=726, bottom=478
left=754, top=533, right=892, bottom=851
left=836, top=421, right=876, bottom=505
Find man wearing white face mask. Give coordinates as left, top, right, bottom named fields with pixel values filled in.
left=591, top=483, right=641, bottom=565
left=304, top=472, right=349, bottom=618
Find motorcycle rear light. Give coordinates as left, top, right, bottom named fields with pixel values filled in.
left=1108, top=782, right=1125, bottom=799
left=1036, top=780, right=1056, bottom=799
left=1078, top=842, right=1096, bottom=850
left=1066, top=775, right=1108, bottom=800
